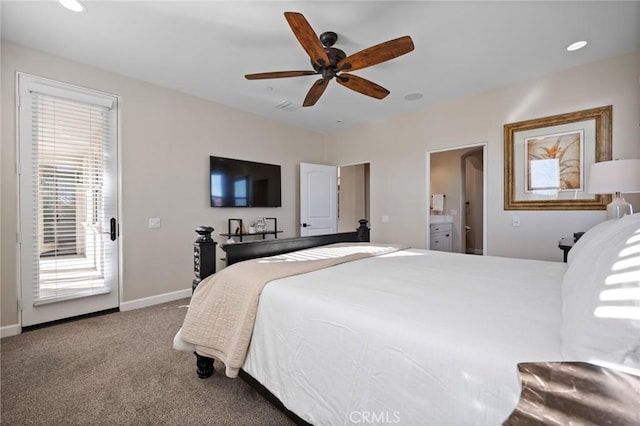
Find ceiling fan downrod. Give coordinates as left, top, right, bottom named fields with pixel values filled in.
left=312, top=31, right=347, bottom=76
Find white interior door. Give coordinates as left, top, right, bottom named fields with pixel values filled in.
left=300, top=163, right=337, bottom=236
left=18, top=73, right=119, bottom=327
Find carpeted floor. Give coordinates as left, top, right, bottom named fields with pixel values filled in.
left=0, top=298, right=294, bottom=425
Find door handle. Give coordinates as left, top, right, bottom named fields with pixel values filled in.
left=110, top=218, right=117, bottom=241
left=102, top=218, right=117, bottom=241
left=301, top=223, right=311, bottom=228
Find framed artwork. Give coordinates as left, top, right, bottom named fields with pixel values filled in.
left=504, top=106, right=612, bottom=210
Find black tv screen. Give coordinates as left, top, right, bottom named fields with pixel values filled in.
left=210, top=156, right=281, bottom=207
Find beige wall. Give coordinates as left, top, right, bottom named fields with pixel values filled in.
left=326, top=51, right=640, bottom=260
left=1, top=42, right=327, bottom=327
left=2, top=42, right=639, bottom=329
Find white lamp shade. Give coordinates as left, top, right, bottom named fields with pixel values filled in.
left=588, top=159, right=640, bottom=194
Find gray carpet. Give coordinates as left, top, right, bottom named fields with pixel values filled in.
left=0, top=298, right=294, bottom=425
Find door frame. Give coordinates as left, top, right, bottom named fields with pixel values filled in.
left=426, top=143, right=487, bottom=254
left=15, top=72, right=122, bottom=329
left=460, top=147, right=484, bottom=255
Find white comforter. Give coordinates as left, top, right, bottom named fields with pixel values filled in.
left=242, top=249, right=567, bottom=426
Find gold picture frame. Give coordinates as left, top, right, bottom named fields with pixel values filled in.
left=504, top=106, right=612, bottom=210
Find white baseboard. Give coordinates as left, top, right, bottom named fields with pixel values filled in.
left=1, top=323, right=21, bottom=338
left=0, top=289, right=191, bottom=338
left=120, top=288, right=192, bottom=312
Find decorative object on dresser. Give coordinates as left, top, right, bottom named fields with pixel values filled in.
left=588, top=158, right=640, bottom=219
left=192, top=226, right=216, bottom=292
left=255, top=217, right=267, bottom=232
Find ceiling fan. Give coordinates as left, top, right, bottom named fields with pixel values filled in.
left=245, top=12, right=415, bottom=107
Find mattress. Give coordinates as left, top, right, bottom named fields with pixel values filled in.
left=242, top=249, right=567, bottom=425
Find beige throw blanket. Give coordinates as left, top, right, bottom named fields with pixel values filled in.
left=180, top=243, right=405, bottom=377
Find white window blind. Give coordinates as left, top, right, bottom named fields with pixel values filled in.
left=29, top=90, right=114, bottom=305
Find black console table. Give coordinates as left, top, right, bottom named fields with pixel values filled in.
left=221, top=219, right=371, bottom=266
left=220, top=217, right=282, bottom=242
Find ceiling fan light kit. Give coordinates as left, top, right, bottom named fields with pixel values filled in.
left=245, top=11, right=415, bottom=107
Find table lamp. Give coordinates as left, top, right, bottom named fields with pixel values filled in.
left=588, top=159, right=640, bottom=219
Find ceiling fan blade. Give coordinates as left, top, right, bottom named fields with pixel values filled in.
left=303, top=78, right=330, bottom=107
left=337, top=36, right=415, bottom=72
left=245, top=71, right=317, bottom=80
left=284, top=12, right=330, bottom=68
left=337, top=74, right=390, bottom=99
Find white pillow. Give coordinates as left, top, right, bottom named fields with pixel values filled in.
left=566, top=217, right=620, bottom=265
left=561, top=213, right=640, bottom=369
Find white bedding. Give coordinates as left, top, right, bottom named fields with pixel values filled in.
left=243, top=249, right=567, bottom=426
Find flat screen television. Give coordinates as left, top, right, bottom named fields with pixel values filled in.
left=209, top=156, right=282, bottom=207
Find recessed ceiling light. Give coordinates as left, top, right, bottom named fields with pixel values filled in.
left=58, top=0, right=86, bottom=13
left=404, top=93, right=423, bottom=101
left=566, top=40, right=587, bottom=52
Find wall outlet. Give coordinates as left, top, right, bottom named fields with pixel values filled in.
left=512, top=216, right=521, bottom=227
left=148, top=218, right=161, bottom=229
left=450, top=209, right=458, bottom=216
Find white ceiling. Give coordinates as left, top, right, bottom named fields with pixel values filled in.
left=2, top=1, right=639, bottom=134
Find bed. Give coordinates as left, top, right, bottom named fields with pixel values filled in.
left=174, top=214, right=640, bottom=425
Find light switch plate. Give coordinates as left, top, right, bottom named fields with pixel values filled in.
left=512, top=216, right=521, bottom=227
left=148, top=218, right=161, bottom=229
left=381, top=215, right=390, bottom=223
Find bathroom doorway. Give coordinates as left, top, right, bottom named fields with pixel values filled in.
left=427, top=144, right=486, bottom=254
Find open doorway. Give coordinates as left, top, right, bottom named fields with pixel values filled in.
left=427, top=144, right=486, bottom=254
left=338, top=163, right=370, bottom=233
left=461, top=148, right=484, bottom=255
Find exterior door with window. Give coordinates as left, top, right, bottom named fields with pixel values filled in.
left=17, top=73, right=119, bottom=327
left=300, top=163, right=337, bottom=236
